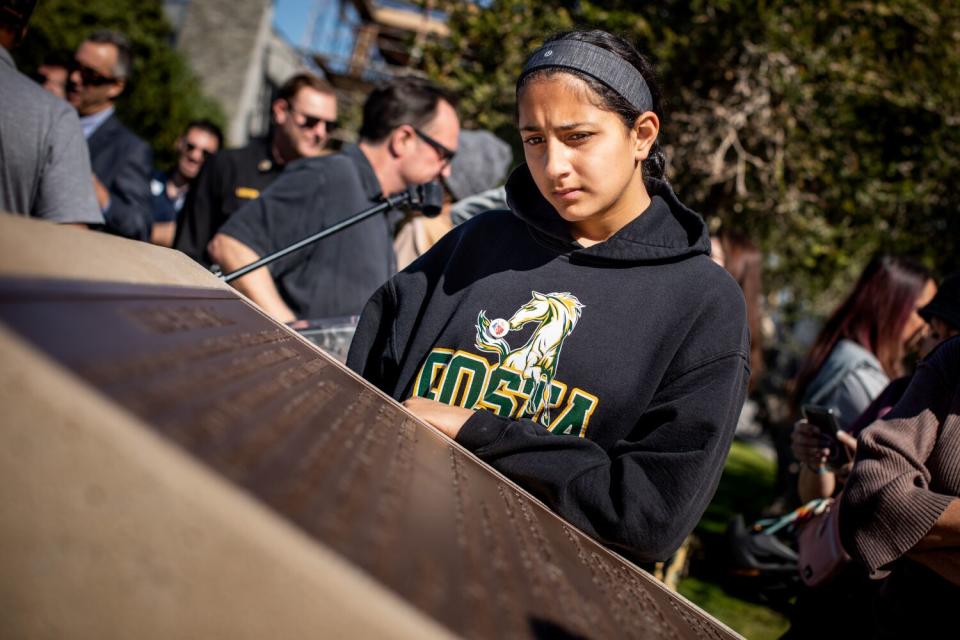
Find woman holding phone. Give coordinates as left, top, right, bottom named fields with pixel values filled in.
left=791, top=255, right=935, bottom=502
left=783, top=257, right=936, bottom=640
left=348, top=30, right=750, bottom=562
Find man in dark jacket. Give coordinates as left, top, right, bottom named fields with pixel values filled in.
left=67, top=30, right=152, bottom=240
left=173, top=73, right=338, bottom=266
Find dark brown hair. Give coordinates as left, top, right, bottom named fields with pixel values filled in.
left=516, top=29, right=666, bottom=180
left=276, top=72, right=335, bottom=103
left=358, top=77, right=457, bottom=144
left=792, top=254, right=932, bottom=410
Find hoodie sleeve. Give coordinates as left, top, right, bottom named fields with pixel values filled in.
left=456, top=347, right=749, bottom=563
left=346, top=279, right=401, bottom=390
left=839, top=342, right=959, bottom=573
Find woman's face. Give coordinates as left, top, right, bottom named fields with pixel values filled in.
left=517, top=74, right=658, bottom=242
left=901, top=278, right=938, bottom=353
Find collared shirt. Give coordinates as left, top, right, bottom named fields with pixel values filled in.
left=0, top=45, right=102, bottom=224
left=79, top=106, right=115, bottom=139
left=218, top=144, right=397, bottom=319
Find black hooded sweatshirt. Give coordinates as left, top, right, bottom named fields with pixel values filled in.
left=347, top=165, right=750, bottom=562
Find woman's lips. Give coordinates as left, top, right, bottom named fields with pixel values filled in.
left=553, top=188, right=582, bottom=201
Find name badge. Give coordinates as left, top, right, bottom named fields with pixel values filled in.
left=235, top=187, right=260, bottom=199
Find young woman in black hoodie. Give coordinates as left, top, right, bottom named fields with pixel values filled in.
left=348, top=30, right=750, bottom=563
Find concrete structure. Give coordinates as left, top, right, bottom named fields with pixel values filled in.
left=164, top=0, right=447, bottom=148
left=168, top=0, right=304, bottom=147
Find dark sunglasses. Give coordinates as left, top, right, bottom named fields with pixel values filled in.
left=68, top=59, right=118, bottom=87
left=413, top=127, right=456, bottom=166
left=285, top=102, right=337, bottom=133
left=183, top=141, right=216, bottom=160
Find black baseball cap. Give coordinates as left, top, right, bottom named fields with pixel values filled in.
left=920, top=271, right=960, bottom=331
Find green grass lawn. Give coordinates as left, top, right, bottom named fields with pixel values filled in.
left=678, top=439, right=791, bottom=639
left=679, top=577, right=789, bottom=640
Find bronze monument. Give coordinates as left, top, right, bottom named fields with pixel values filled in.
left=0, top=214, right=740, bottom=639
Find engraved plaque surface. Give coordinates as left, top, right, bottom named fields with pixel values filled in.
left=0, top=277, right=739, bottom=640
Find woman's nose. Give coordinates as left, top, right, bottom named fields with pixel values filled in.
left=543, top=140, right=571, bottom=180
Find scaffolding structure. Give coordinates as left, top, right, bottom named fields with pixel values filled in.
left=301, top=0, right=448, bottom=92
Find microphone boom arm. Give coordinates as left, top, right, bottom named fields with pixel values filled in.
left=220, top=188, right=421, bottom=284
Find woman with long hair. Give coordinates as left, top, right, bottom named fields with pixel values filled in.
left=782, top=256, right=935, bottom=640
left=793, top=255, right=934, bottom=424
left=348, top=30, right=750, bottom=562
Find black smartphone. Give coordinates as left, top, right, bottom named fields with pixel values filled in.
left=801, top=404, right=850, bottom=466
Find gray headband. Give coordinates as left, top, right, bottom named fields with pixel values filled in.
left=518, top=40, right=653, bottom=113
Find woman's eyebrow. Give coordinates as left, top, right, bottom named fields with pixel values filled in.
left=519, top=122, right=591, bottom=132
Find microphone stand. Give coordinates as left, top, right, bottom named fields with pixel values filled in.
left=220, top=183, right=440, bottom=283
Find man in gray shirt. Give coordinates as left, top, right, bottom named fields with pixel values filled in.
left=0, top=0, right=102, bottom=225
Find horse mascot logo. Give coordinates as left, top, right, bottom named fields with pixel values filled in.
left=475, top=291, right=584, bottom=425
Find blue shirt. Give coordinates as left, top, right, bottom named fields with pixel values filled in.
left=150, top=170, right=187, bottom=223
left=79, top=106, right=115, bottom=140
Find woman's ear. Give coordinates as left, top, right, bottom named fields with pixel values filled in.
left=633, top=112, right=660, bottom=162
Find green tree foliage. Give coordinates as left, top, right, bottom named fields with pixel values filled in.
left=15, top=0, right=225, bottom=167
left=422, top=1, right=960, bottom=309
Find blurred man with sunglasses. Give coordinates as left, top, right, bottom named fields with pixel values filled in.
left=209, top=77, right=459, bottom=324
left=149, top=120, right=223, bottom=247
left=33, top=52, right=70, bottom=99
left=67, top=30, right=153, bottom=241
left=0, top=0, right=101, bottom=226
left=174, top=73, right=337, bottom=266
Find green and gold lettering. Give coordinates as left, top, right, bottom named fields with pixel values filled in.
left=437, top=351, right=490, bottom=408
left=548, top=388, right=599, bottom=437
left=413, top=349, right=453, bottom=400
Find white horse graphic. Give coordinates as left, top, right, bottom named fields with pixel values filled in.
left=476, top=291, right=584, bottom=425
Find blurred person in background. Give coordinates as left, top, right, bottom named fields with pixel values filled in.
left=778, top=256, right=936, bottom=640
left=793, top=271, right=960, bottom=502
left=67, top=30, right=153, bottom=240
left=33, top=52, right=70, bottom=98
left=149, top=119, right=223, bottom=247
left=394, top=128, right=512, bottom=269
left=0, top=0, right=101, bottom=226
left=209, top=77, right=459, bottom=323
left=839, top=334, right=960, bottom=638
left=715, top=230, right=765, bottom=435
left=790, top=255, right=935, bottom=503
left=173, top=73, right=337, bottom=265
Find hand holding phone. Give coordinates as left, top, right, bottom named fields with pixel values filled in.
left=801, top=404, right=851, bottom=467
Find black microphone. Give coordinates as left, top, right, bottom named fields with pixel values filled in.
left=410, top=181, right=444, bottom=218
left=220, top=181, right=443, bottom=283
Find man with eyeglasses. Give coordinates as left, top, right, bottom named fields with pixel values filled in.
left=174, top=73, right=338, bottom=266
left=149, top=120, right=223, bottom=247
left=0, top=0, right=101, bottom=226
left=66, top=30, right=153, bottom=241
left=209, top=77, right=460, bottom=324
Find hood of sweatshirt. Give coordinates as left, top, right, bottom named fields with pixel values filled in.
left=505, top=163, right=711, bottom=264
